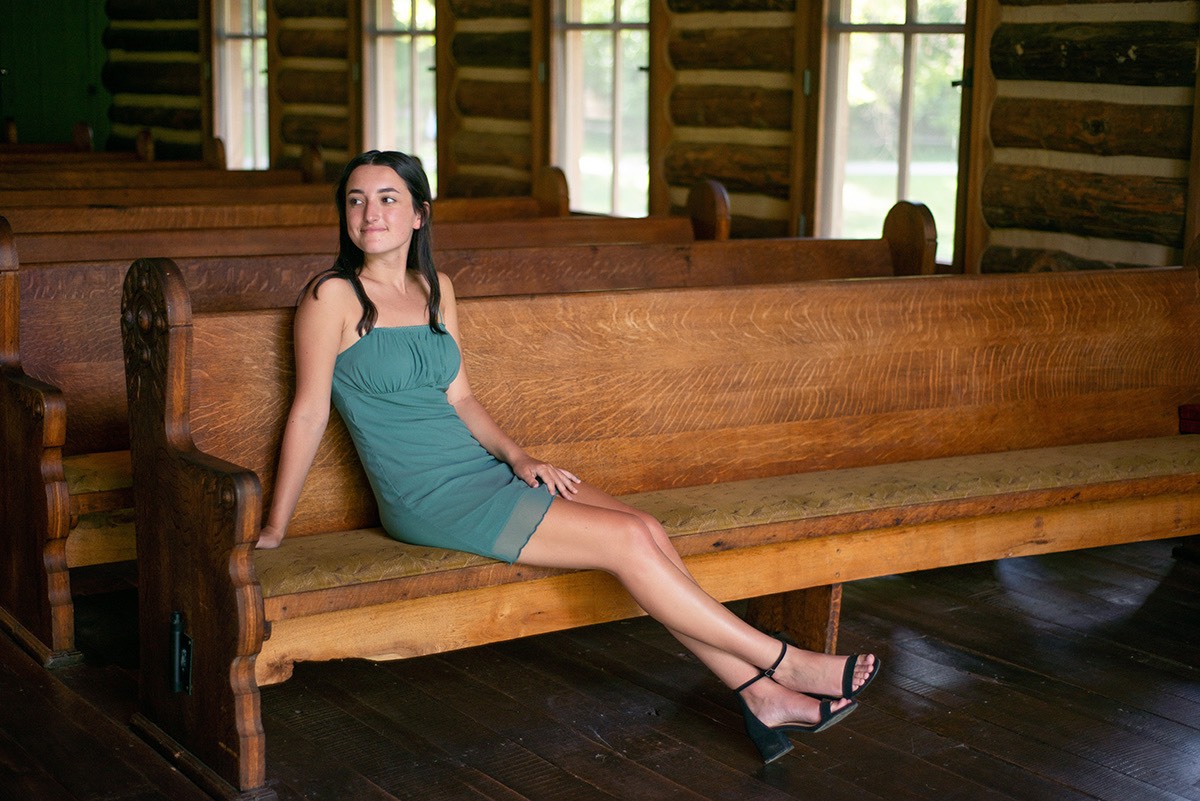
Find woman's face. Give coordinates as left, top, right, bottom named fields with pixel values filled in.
left=344, top=163, right=424, bottom=260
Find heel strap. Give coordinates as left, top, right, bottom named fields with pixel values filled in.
left=734, top=640, right=788, bottom=694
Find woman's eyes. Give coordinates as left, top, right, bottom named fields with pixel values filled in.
left=347, top=195, right=397, bottom=206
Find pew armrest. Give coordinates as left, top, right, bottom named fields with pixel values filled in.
left=122, top=256, right=270, bottom=794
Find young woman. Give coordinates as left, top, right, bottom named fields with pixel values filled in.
left=259, top=150, right=879, bottom=764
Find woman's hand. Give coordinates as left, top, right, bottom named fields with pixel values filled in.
left=512, top=456, right=581, bottom=499
left=256, top=524, right=286, bottom=550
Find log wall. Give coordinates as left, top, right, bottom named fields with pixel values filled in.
left=435, top=0, right=537, bottom=197
left=270, top=0, right=359, bottom=178
left=971, top=0, right=1198, bottom=272
left=658, top=0, right=804, bottom=237
left=101, top=0, right=205, bottom=159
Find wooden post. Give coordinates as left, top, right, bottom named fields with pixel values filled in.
left=744, top=585, right=842, bottom=655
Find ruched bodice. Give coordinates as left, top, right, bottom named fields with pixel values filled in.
left=331, top=325, right=553, bottom=563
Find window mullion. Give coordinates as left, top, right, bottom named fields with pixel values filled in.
left=611, top=28, right=622, bottom=213
left=897, top=31, right=914, bottom=199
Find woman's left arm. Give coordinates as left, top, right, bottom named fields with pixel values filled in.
left=440, top=274, right=580, bottom=499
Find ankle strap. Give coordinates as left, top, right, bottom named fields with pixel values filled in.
left=734, top=640, right=788, bottom=694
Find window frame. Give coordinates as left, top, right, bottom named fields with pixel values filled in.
left=549, top=0, right=651, bottom=216
left=362, top=0, right=438, bottom=187
left=819, top=0, right=967, bottom=263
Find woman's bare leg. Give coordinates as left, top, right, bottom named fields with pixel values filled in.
left=516, top=484, right=875, bottom=726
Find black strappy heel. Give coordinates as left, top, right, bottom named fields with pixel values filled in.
left=734, top=641, right=859, bottom=764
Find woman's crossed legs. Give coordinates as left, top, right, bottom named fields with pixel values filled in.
left=516, top=482, right=875, bottom=729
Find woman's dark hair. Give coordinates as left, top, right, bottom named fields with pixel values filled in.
left=307, top=150, right=442, bottom=336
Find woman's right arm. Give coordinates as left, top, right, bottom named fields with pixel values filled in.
left=257, top=280, right=354, bottom=549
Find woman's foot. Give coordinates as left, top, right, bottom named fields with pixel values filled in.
left=772, top=643, right=879, bottom=700
left=735, top=653, right=858, bottom=764
left=741, top=678, right=856, bottom=729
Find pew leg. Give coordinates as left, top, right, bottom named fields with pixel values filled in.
left=1172, top=535, right=1200, bottom=563
left=744, top=584, right=842, bottom=655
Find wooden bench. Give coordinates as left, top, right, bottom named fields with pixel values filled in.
left=121, top=260, right=1200, bottom=799
left=9, top=182, right=729, bottom=264
left=0, top=201, right=933, bottom=668
left=0, top=166, right=569, bottom=223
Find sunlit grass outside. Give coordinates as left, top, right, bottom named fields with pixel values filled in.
left=842, top=161, right=957, bottom=263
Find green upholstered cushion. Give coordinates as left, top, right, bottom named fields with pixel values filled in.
left=253, top=436, right=1200, bottom=599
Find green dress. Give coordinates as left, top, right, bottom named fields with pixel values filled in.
left=331, top=324, right=554, bottom=563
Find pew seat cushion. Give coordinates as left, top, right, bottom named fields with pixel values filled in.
left=253, top=435, right=1200, bottom=604
left=63, top=450, right=132, bottom=496
left=67, top=508, right=136, bottom=568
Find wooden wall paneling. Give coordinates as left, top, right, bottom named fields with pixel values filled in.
left=649, top=0, right=674, bottom=215
left=435, top=0, right=459, bottom=192
left=960, top=0, right=998, bottom=273
left=1187, top=47, right=1200, bottom=250
left=790, top=0, right=823, bottom=237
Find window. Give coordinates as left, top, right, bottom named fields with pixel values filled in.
left=213, top=0, right=268, bottom=169
left=552, top=0, right=649, bottom=216
left=820, top=0, right=965, bottom=262
left=365, top=0, right=437, bottom=193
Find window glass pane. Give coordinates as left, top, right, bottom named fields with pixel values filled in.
left=576, top=29, right=613, bottom=213
left=840, top=31, right=901, bottom=239
left=616, top=29, right=647, bottom=216
left=379, top=0, right=413, bottom=28
left=846, top=0, right=904, bottom=25
left=581, top=0, right=613, bottom=25
left=620, top=0, right=648, bottom=24
left=415, top=0, right=435, bottom=30
left=917, top=0, right=964, bottom=25
left=910, top=33, right=961, bottom=262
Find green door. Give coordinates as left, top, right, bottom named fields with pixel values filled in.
left=0, top=0, right=110, bottom=147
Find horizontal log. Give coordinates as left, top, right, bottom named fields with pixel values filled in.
left=274, top=0, right=347, bottom=16
left=451, top=32, right=530, bottom=69
left=452, top=130, right=531, bottom=170
left=979, top=246, right=1163, bottom=274
left=109, top=105, right=202, bottom=131
left=105, top=0, right=198, bottom=20
left=280, top=114, right=349, bottom=148
left=276, top=69, right=348, bottom=104
left=278, top=28, right=347, bottom=59
left=456, top=80, right=531, bottom=120
left=670, top=84, right=792, bottom=129
left=991, top=22, right=1199, bottom=87
left=982, top=164, right=1186, bottom=247
left=668, top=0, right=794, bottom=10
left=665, top=141, right=790, bottom=197
left=448, top=0, right=531, bottom=19
left=102, top=61, right=200, bottom=96
left=102, top=26, right=199, bottom=52
left=990, top=97, right=1192, bottom=160
left=670, top=28, right=793, bottom=72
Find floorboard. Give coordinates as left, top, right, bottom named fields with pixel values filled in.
left=0, top=539, right=1196, bottom=800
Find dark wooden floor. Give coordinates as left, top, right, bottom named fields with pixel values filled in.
left=2, top=539, right=1198, bottom=800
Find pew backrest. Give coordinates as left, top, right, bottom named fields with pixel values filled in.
left=167, top=266, right=1200, bottom=540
